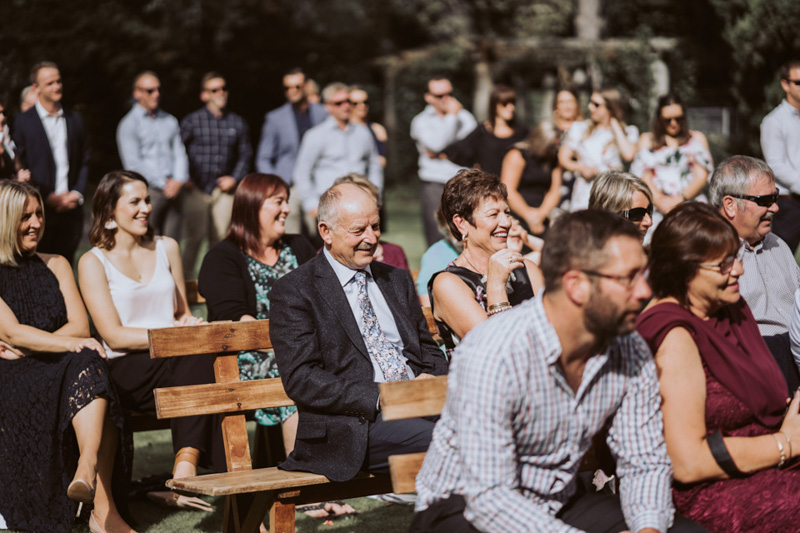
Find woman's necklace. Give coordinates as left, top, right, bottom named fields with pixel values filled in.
left=461, top=251, right=484, bottom=275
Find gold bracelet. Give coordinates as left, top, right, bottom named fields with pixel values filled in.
left=772, top=433, right=787, bottom=468
left=487, top=302, right=511, bottom=312
left=487, top=304, right=512, bottom=316
left=779, top=430, right=792, bottom=460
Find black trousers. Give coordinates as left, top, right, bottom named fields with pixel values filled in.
left=410, top=473, right=709, bottom=533
left=109, top=351, right=225, bottom=472
left=772, top=196, right=800, bottom=254
left=39, top=206, right=83, bottom=265
left=363, top=412, right=437, bottom=476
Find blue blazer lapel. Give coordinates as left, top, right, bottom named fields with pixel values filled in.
left=312, top=255, right=370, bottom=359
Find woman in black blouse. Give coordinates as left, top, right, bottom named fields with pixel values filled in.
left=443, top=85, right=528, bottom=175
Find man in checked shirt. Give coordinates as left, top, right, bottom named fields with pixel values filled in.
left=412, top=210, right=706, bottom=533
left=180, top=71, right=252, bottom=277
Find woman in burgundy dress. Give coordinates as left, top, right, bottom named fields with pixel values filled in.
left=637, top=202, right=800, bottom=533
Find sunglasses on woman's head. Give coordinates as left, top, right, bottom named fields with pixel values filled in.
left=619, top=204, right=653, bottom=223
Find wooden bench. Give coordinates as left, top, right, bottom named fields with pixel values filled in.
left=379, top=376, right=448, bottom=493
left=150, top=309, right=440, bottom=533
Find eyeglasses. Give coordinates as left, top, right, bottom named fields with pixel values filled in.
left=206, top=86, right=227, bottom=94
left=728, top=189, right=779, bottom=208
left=581, top=268, right=649, bottom=289
left=588, top=100, right=605, bottom=108
left=662, top=115, right=684, bottom=124
left=430, top=92, right=452, bottom=99
left=284, top=84, right=302, bottom=91
left=697, top=244, right=746, bottom=275
left=137, top=87, right=160, bottom=95
left=784, top=79, right=800, bottom=87
left=329, top=99, right=351, bottom=107
left=619, top=204, right=653, bottom=223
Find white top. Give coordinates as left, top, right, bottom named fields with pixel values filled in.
left=35, top=100, right=69, bottom=194
left=90, top=237, right=177, bottom=358
left=410, top=105, right=477, bottom=184
left=564, top=119, right=639, bottom=210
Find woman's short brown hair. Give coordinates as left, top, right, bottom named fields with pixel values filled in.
left=441, top=169, right=507, bottom=241
left=226, top=173, right=289, bottom=254
left=648, top=202, right=740, bottom=306
left=90, top=170, right=153, bottom=250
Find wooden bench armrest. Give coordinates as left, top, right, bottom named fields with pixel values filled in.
left=379, top=375, right=447, bottom=421
left=154, top=378, right=292, bottom=419
left=148, top=320, right=272, bottom=359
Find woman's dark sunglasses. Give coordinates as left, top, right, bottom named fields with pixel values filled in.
left=620, top=204, right=653, bottom=223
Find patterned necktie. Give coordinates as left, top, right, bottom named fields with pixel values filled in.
left=354, top=271, right=409, bottom=382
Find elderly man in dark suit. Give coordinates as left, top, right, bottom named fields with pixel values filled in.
left=13, top=61, right=89, bottom=263
left=255, top=68, right=327, bottom=235
left=270, top=182, right=448, bottom=482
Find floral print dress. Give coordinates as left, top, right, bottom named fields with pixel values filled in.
left=238, top=245, right=299, bottom=426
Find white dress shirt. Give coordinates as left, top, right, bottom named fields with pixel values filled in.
left=35, top=100, right=69, bottom=194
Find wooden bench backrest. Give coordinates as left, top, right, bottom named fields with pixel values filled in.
left=378, top=376, right=448, bottom=493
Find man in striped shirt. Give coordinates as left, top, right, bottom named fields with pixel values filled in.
left=413, top=210, right=705, bottom=533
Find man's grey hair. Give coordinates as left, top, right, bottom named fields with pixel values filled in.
left=318, top=183, right=376, bottom=229
left=20, top=85, right=34, bottom=102
left=322, top=82, right=349, bottom=104
left=709, top=155, right=775, bottom=208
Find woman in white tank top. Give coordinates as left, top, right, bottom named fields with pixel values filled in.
left=78, top=171, right=217, bottom=511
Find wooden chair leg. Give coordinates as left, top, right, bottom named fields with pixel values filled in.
left=224, top=493, right=270, bottom=533
left=269, top=501, right=296, bottom=533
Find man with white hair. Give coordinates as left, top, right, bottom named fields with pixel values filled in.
left=710, top=155, right=800, bottom=389
left=293, top=83, right=382, bottom=245
left=270, top=183, right=447, bottom=482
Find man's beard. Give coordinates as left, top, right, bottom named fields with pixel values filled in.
left=584, top=289, right=640, bottom=342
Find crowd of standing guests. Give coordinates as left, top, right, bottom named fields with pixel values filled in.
left=2, top=57, right=800, bottom=533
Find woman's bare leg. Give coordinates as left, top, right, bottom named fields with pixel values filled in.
left=73, top=398, right=135, bottom=532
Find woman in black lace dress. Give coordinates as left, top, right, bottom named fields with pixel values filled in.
left=428, top=170, right=544, bottom=356
left=0, top=181, right=134, bottom=533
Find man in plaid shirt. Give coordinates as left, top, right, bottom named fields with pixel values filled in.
left=412, top=210, right=706, bottom=533
left=180, top=71, right=252, bottom=277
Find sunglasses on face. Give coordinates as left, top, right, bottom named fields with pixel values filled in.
left=784, top=79, right=800, bottom=87
left=619, top=204, right=653, bottom=223
left=284, top=84, right=302, bottom=91
left=137, top=87, right=159, bottom=95
left=430, top=92, right=452, bottom=99
left=588, top=100, right=605, bottom=109
left=698, top=244, right=746, bottom=275
left=728, top=189, right=779, bottom=208
left=350, top=100, right=368, bottom=106
left=662, top=115, right=684, bottom=125
left=206, top=86, right=227, bottom=94
left=329, top=99, right=351, bottom=107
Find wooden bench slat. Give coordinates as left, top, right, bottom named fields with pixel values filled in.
left=388, top=452, right=426, bottom=494
left=148, top=321, right=271, bottom=359
left=154, top=379, right=292, bottom=419
left=166, top=467, right=380, bottom=497
left=379, top=375, right=448, bottom=421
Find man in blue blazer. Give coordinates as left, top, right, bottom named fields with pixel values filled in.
left=14, top=62, right=89, bottom=264
left=270, top=183, right=448, bottom=482
left=255, top=68, right=327, bottom=234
